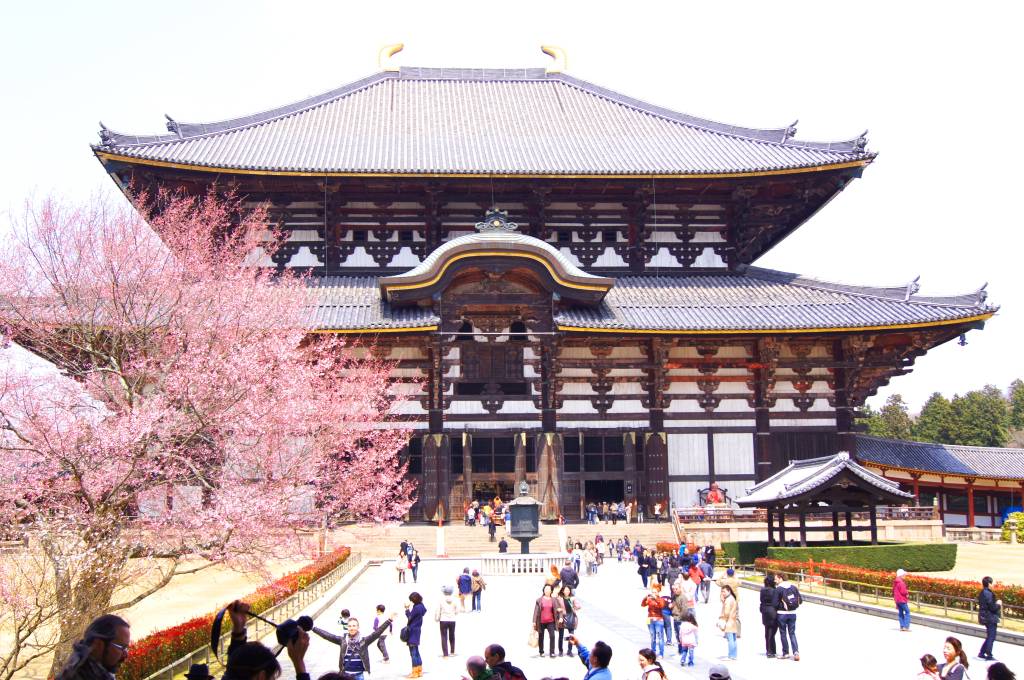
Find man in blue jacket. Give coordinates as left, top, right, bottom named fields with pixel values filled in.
left=567, top=635, right=612, bottom=680
left=978, top=576, right=1002, bottom=660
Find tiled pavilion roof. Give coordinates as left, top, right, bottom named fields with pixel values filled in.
left=94, top=67, right=874, bottom=176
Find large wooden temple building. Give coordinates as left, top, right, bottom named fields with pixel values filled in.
left=92, top=55, right=997, bottom=521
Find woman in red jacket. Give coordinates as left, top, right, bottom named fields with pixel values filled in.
left=893, top=568, right=910, bottom=631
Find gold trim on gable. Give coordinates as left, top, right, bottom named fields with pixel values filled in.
left=95, top=151, right=871, bottom=180
left=381, top=250, right=612, bottom=295
left=556, top=312, right=994, bottom=335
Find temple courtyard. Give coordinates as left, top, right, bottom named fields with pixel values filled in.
left=268, top=555, right=1023, bottom=680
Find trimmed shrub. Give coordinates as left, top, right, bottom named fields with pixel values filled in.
left=766, top=542, right=956, bottom=572
left=118, top=546, right=352, bottom=680
left=755, top=557, right=1024, bottom=615
left=721, top=541, right=769, bottom=564
left=1001, top=512, right=1024, bottom=543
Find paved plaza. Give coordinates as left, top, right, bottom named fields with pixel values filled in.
left=270, top=555, right=1024, bottom=680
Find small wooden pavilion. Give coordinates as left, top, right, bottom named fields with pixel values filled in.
left=735, top=452, right=912, bottom=546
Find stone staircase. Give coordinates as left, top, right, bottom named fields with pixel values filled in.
left=331, top=521, right=677, bottom=558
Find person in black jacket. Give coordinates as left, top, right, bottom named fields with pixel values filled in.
left=637, top=550, right=653, bottom=589
left=759, top=574, right=779, bottom=658
left=978, top=576, right=1003, bottom=660
left=312, top=614, right=396, bottom=680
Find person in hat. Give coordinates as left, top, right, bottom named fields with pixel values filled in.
left=185, top=664, right=215, bottom=680
left=708, top=663, right=731, bottom=680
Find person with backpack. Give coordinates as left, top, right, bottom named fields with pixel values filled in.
left=471, top=569, right=487, bottom=611
left=457, top=567, right=474, bottom=611
left=775, top=574, right=801, bottom=661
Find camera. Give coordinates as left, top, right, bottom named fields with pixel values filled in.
left=275, top=616, right=314, bottom=647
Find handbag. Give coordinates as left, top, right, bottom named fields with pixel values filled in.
left=563, top=611, right=578, bottom=631
left=399, top=626, right=411, bottom=643
left=528, top=629, right=539, bottom=648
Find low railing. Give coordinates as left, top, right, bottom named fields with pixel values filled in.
left=676, top=505, right=939, bottom=524
left=143, top=553, right=364, bottom=680
left=480, top=553, right=567, bottom=576
left=745, top=564, right=1023, bottom=625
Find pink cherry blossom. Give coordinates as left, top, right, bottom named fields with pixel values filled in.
left=0, top=190, right=416, bottom=677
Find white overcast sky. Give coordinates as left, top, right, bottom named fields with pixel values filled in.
left=1, top=1, right=1020, bottom=412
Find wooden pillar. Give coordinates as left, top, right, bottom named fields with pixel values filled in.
left=778, top=506, right=787, bottom=546
left=643, top=432, right=669, bottom=515
left=421, top=433, right=451, bottom=522
left=767, top=507, right=776, bottom=546
left=832, top=510, right=840, bottom=544
left=911, top=474, right=921, bottom=504
left=463, top=433, right=473, bottom=504
left=643, top=338, right=669, bottom=513
left=798, top=503, right=807, bottom=547
left=751, top=339, right=777, bottom=482
left=967, top=481, right=976, bottom=528
left=833, top=339, right=858, bottom=456
left=535, top=432, right=563, bottom=521
left=514, top=432, right=527, bottom=488
left=869, top=504, right=878, bottom=544
left=845, top=510, right=853, bottom=544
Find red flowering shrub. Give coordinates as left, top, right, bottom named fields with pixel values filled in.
left=755, top=558, right=1024, bottom=615
left=118, top=547, right=352, bottom=680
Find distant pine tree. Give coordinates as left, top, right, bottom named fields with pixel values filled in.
left=913, top=392, right=955, bottom=443
left=949, top=385, right=1009, bottom=447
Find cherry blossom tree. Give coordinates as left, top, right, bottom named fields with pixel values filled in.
left=0, top=192, right=415, bottom=677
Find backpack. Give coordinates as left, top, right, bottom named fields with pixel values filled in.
left=779, top=585, right=801, bottom=611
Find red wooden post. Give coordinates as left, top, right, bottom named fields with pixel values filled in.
left=966, top=482, right=976, bottom=528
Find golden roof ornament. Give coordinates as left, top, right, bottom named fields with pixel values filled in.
left=475, top=208, right=518, bottom=233
left=378, top=43, right=404, bottom=72
left=541, top=45, right=567, bottom=74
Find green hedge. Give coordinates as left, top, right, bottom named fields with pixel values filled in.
left=767, top=542, right=956, bottom=572
left=721, top=541, right=769, bottom=564
left=1000, top=512, right=1024, bottom=543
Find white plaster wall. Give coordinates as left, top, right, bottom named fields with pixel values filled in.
left=713, top=433, right=755, bottom=475
left=668, top=433, right=709, bottom=476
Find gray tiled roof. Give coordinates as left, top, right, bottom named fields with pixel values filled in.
left=306, top=268, right=993, bottom=332
left=95, top=67, right=874, bottom=176
left=556, top=268, right=994, bottom=331
left=309, top=277, right=437, bottom=330
left=736, top=452, right=911, bottom=505
left=855, top=436, right=1024, bottom=480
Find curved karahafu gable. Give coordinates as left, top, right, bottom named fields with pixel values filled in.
left=379, top=209, right=614, bottom=306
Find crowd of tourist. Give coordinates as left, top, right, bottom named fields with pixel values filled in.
left=53, top=535, right=1018, bottom=680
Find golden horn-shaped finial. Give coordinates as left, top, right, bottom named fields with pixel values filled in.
left=378, top=43, right=405, bottom=72
left=541, top=45, right=567, bottom=74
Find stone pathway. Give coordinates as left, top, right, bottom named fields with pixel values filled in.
left=276, top=556, right=1024, bottom=680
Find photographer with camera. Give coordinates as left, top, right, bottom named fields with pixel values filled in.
left=312, top=611, right=396, bottom=680
left=223, top=600, right=310, bottom=680
left=565, top=634, right=612, bottom=680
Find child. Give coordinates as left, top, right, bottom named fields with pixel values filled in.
left=338, top=608, right=351, bottom=628
left=677, top=610, right=698, bottom=667
left=373, top=604, right=391, bottom=663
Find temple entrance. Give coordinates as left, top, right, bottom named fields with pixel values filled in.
left=584, top=479, right=624, bottom=504
left=472, top=481, right=515, bottom=506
